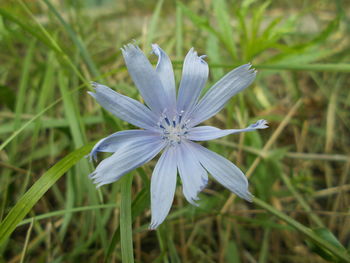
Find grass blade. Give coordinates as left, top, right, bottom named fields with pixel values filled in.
left=253, top=197, right=350, bottom=262
left=43, top=0, right=100, bottom=77
left=16, top=0, right=88, bottom=85
left=172, top=61, right=350, bottom=72
left=212, top=0, right=237, bottom=59
left=0, top=142, right=94, bottom=245
left=18, top=204, right=118, bottom=226
left=144, top=0, right=164, bottom=52
left=0, top=8, right=55, bottom=51
left=120, top=174, right=134, bottom=263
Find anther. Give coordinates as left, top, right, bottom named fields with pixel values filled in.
left=164, top=117, right=170, bottom=126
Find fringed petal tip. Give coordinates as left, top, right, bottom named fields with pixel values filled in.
left=120, top=43, right=141, bottom=56
left=243, top=191, right=254, bottom=203
left=87, top=144, right=99, bottom=162
left=245, top=63, right=257, bottom=74
left=233, top=188, right=254, bottom=203
left=90, top=81, right=107, bottom=91
left=195, top=51, right=207, bottom=65
left=186, top=47, right=207, bottom=64
left=151, top=43, right=160, bottom=56
left=249, top=119, right=269, bottom=129
left=188, top=195, right=200, bottom=207
left=149, top=222, right=159, bottom=230
left=88, top=171, right=97, bottom=179
left=151, top=43, right=163, bottom=69
left=199, top=55, right=207, bottom=64
left=193, top=178, right=208, bottom=205
left=90, top=81, right=98, bottom=88
left=88, top=173, right=107, bottom=188
left=238, top=63, right=257, bottom=77
left=90, top=81, right=107, bottom=94
left=88, top=82, right=102, bottom=97
left=84, top=153, right=95, bottom=162
left=89, top=152, right=98, bottom=162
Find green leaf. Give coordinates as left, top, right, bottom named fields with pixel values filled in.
left=212, top=0, right=237, bottom=59
left=120, top=174, right=134, bottom=263
left=307, top=228, right=348, bottom=262
left=0, top=142, right=94, bottom=245
left=104, top=169, right=150, bottom=262
left=176, top=1, right=217, bottom=36
left=58, top=71, right=87, bottom=147
left=0, top=8, right=56, bottom=51
left=18, top=204, right=118, bottom=227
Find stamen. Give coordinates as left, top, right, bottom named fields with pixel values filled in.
left=164, top=117, right=170, bottom=126
left=159, top=112, right=188, bottom=146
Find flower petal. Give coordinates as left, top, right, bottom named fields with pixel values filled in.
left=89, top=134, right=166, bottom=187
left=121, top=43, right=168, bottom=114
left=188, top=141, right=253, bottom=201
left=176, top=48, right=209, bottom=118
left=152, top=44, right=176, bottom=114
left=149, top=146, right=177, bottom=229
left=189, top=64, right=256, bottom=127
left=187, top=120, right=268, bottom=141
left=176, top=141, right=208, bottom=206
left=89, top=129, right=160, bottom=161
left=88, top=82, right=158, bottom=130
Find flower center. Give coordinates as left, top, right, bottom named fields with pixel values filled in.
left=158, top=111, right=188, bottom=145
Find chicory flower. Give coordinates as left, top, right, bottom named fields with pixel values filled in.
left=88, top=43, right=268, bottom=229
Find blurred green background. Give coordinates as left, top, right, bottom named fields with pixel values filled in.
left=0, top=0, right=349, bottom=262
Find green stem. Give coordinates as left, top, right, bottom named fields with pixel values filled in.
left=120, top=174, right=134, bottom=263
left=253, top=197, right=350, bottom=262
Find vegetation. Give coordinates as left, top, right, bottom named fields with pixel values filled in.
left=0, top=0, right=349, bottom=262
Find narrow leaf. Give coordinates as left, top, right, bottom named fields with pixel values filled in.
left=0, top=143, right=94, bottom=245
left=120, top=174, right=134, bottom=263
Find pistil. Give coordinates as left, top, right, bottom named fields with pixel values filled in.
left=158, top=111, right=188, bottom=145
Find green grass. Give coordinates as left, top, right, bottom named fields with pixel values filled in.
left=0, top=0, right=350, bottom=262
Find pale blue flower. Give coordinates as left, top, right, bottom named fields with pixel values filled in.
left=88, top=43, right=268, bottom=229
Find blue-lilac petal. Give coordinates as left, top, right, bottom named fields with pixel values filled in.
left=189, top=64, right=256, bottom=127
left=187, top=120, right=268, bottom=141
left=188, top=141, right=253, bottom=201
left=150, top=146, right=177, bottom=230
left=121, top=43, right=167, bottom=114
left=177, top=48, right=209, bottom=119
left=88, top=83, right=158, bottom=130
left=89, top=130, right=161, bottom=161
left=176, top=141, right=208, bottom=206
left=152, top=44, right=177, bottom=115
left=89, top=135, right=166, bottom=187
